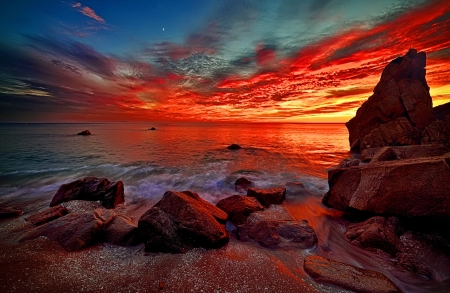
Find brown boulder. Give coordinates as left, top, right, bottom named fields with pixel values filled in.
left=138, top=190, right=229, bottom=253
left=50, top=177, right=124, bottom=209
left=234, top=177, right=253, bottom=192
left=216, top=195, right=263, bottom=225
left=26, top=205, right=68, bottom=226
left=304, top=255, right=400, bottom=293
left=102, top=215, right=139, bottom=246
left=247, top=187, right=286, bottom=207
left=345, top=216, right=404, bottom=256
left=396, top=252, right=431, bottom=278
left=77, top=130, right=91, bottom=135
left=227, top=143, right=242, bottom=150
left=421, top=115, right=450, bottom=146
left=346, top=49, right=435, bottom=151
left=238, top=220, right=317, bottom=249
left=323, top=155, right=450, bottom=220
left=0, top=207, right=22, bottom=218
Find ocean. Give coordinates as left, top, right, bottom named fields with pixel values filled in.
left=0, top=122, right=449, bottom=292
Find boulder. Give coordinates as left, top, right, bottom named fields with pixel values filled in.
left=26, top=205, right=68, bottom=226
left=304, top=256, right=400, bottom=293
left=247, top=187, right=286, bottom=207
left=102, top=215, right=139, bottom=246
left=216, top=195, right=263, bottom=226
left=323, top=155, right=450, bottom=220
left=138, top=190, right=229, bottom=253
left=0, top=207, right=22, bottom=218
left=234, top=177, right=253, bottom=192
left=50, top=177, right=124, bottom=209
left=227, top=144, right=242, bottom=150
left=421, top=115, right=450, bottom=146
left=237, top=220, right=317, bottom=249
left=345, top=216, right=404, bottom=256
left=396, top=252, right=431, bottom=278
left=346, top=49, right=435, bottom=151
left=371, top=147, right=398, bottom=163
left=149, top=127, right=156, bottom=130
left=361, top=144, right=449, bottom=162
left=77, top=130, right=91, bottom=135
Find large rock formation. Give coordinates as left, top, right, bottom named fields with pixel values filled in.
left=346, top=49, right=450, bottom=151
left=50, top=177, right=124, bottom=209
left=323, top=150, right=450, bottom=220
left=138, top=190, right=229, bottom=253
left=304, top=256, right=400, bottom=293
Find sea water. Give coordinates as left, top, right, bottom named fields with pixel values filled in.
left=0, top=122, right=449, bottom=292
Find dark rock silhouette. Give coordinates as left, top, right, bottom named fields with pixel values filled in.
left=149, top=127, right=156, bottom=130
left=77, top=130, right=91, bottom=135
left=50, top=177, right=124, bottom=209
left=247, top=187, right=286, bottom=207
left=26, top=205, right=68, bottom=226
left=304, top=256, right=400, bottom=293
left=227, top=143, right=242, bottom=150
left=234, top=177, right=253, bottom=192
left=138, top=190, right=228, bottom=253
left=216, top=194, right=263, bottom=225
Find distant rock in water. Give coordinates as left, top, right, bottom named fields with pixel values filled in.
left=227, top=143, right=242, bottom=150
left=149, top=127, right=156, bottom=130
left=345, top=49, right=450, bottom=151
left=0, top=207, right=22, bottom=218
left=138, top=190, right=229, bottom=253
left=304, top=256, right=400, bottom=293
left=247, top=187, right=286, bottom=208
left=234, top=177, right=253, bottom=192
left=77, top=130, right=91, bottom=135
left=50, top=177, right=124, bottom=209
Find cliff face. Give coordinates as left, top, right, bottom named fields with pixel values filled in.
left=346, top=49, right=450, bottom=151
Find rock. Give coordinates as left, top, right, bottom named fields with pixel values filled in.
left=234, top=177, right=253, bottom=192
left=346, top=49, right=435, bottom=151
left=149, top=127, right=156, bottom=130
left=362, top=144, right=449, bottom=162
left=432, top=102, right=450, bottom=120
left=216, top=195, right=264, bottom=226
left=25, top=205, right=68, bottom=226
left=396, top=252, right=431, bottom=278
left=0, top=207, right=22, bottom=218
left=421, top=115, right=450, bottom=146
left=50, top=177, right=124, bottom=209
left=323, top=155, right=450, bottom=220
left=237, top=220, right=317, bottom=249
left=371, top=147, right=398, bottom=163
left=345, top=216, right=404, bottom=256
left=285, top=182, right=313, bottom=197
left=77, top=130, right=91, bottom=135
left=247, top=205, right=294, bottom=223
left=103, top=215, right=139, bottom=246
left=20, top=208, right=114, bottom=251
left=138, top=190, right=229, bottom=253
left=337, top=158, right=360, bottom=168
left=247, top=187, right=286, bottom=208
left=304, top=255, right=400, bottom=293
left=227, top=144, right=242, bottom=150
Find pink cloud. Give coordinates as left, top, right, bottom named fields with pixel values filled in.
left=80, top=7, right=105, bottom=23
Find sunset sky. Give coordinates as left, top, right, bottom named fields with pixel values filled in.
left=0, top=0, right=449, bottom=123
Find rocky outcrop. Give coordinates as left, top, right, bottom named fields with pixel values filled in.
left=234, top=177, right=253, bottom=192
left=323, top=152, right=450, bottom=220
left=227, top=144, right=242, bottom=150
left=345, top=216, right=404, bottom=256
left=247, top=187, right=286, bottom=207
left=77, top=130, right=91, bottom=135
left=361, top=144, right=449, bottom=162
left=237, top=219, right=317, bottom=249
left=0, top=207, right=22, bottom=218
left=216, top=195, right=263, bottom=225
left=346, top=49, right=447, bottom=151
left=26, top=205, right=68, bottom=226
left=304, top=256, right=400, bottom=293
left=138, top=190, right=229, bottom=253
left=50, top=177, right=124, bottom=209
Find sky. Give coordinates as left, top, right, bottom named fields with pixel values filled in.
left=0, top=0, right=449, bottom=123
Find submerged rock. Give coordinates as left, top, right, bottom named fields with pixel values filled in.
left=149, top=127, right=156, bottom=130
left=345, top=216, right=404, bottom=256
left=323, top=154, right=450, bottom=220
left=216, top=195, right=263, bottom=226
left=247, top=187, right=286, bottom=208
left=138, top=190, right=229, bottom=253
left=26, top=205, right=68, bottom=226
left=0, top=207, right=22, bottom=218
left=227, top=143, right=242, bottom=150
left=304, top=255, right=400, bottom=293
left=50, top=177, right=124, bottom=209
left=234, top=177, right=253, bottom=193
left=77, top=130, right=91, bottom=135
